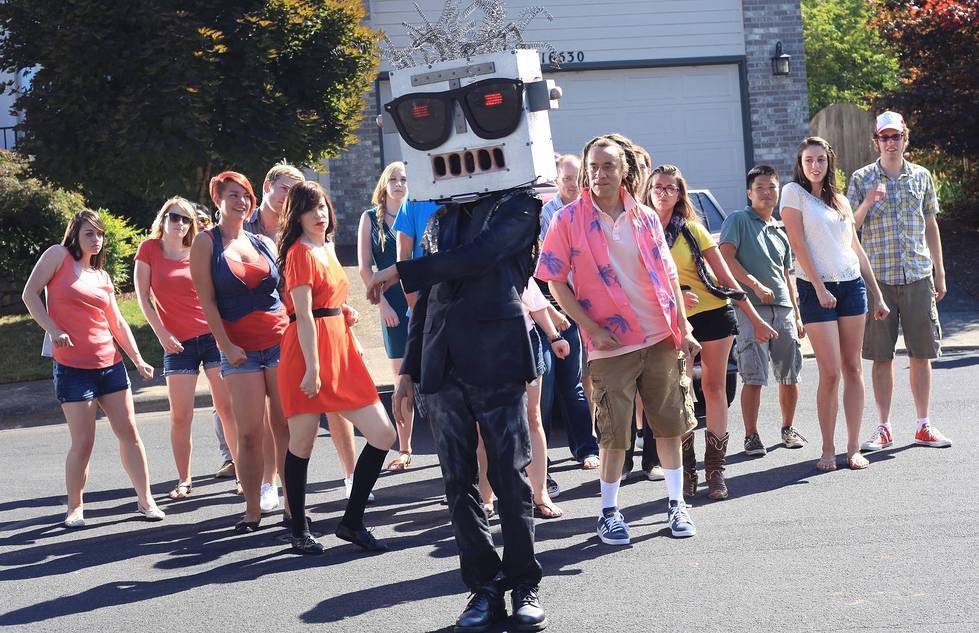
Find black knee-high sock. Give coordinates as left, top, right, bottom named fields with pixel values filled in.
left=284, top=450, right=310, bottom=538
left=341, top=444, right=387, bottom=531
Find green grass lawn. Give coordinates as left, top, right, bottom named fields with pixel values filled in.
left=0, top=295, right=164, bottom=384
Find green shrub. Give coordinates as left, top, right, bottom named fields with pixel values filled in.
left=0, top=151, right=145, bottom=291
left=912, top=148, right=978, bottom=226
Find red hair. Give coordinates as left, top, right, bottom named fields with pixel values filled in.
left=209, top=171, right=257, bottom=210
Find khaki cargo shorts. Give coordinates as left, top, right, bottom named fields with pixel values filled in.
left=863, top=276, right=942, bottom=360
left=589, top=338, right=696, bottom=450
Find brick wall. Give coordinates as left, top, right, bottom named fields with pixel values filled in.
left=742, top=0, right=810, bottom=186
left=325, top=82, right=383, bottom=246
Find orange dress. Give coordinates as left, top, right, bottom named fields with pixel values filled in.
left=278, top=242, right=379, bottom=417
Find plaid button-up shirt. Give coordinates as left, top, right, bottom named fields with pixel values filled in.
left=847, top=159, right=940, bottom=286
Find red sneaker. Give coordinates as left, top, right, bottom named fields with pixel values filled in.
left=860, top=425, right=893, bottom=452
left=914, top=424, right=952, bottom=448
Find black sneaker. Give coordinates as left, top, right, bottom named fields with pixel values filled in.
left=291, top=533, right=326, bottom=555
left=510, top=584, right=547, bottom=632
left=744, top=433, right=767, bottom=456
left=335, top=523, right=388, bottom=552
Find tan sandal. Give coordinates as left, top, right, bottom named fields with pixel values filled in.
left=386, top=451, right=413, bottom=472
left=533, top=499, right=564, bottom=519
left=168, top=481, right=193, bottom=500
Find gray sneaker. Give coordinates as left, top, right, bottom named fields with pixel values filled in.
left=781, top=426, right=808, bottom=449
left=744, top=433, right=767, bottom=456
left=546, top=475, right=561, bottom=499
left=667, top=500, right=696, bottom=538
left=643, top=465, right=665, bottom=481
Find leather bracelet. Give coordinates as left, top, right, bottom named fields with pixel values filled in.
left=548, top=333, right=563, bottom=343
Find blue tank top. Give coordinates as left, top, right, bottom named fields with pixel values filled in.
left=208, top=227, right=283, bottom=322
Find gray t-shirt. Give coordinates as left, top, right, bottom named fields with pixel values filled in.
left=719, top=206, right=794, bottom=308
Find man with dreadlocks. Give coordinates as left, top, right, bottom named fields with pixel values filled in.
left=536, top=134, right=702, bottom=544
left=366, top=2, right=559, bottom=630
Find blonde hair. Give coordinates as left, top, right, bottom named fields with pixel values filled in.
left=370, top=161, right=407, bottom=252
left=264, top=161, right=305, bottom=186
left=149, top=197, right=198, bottom=247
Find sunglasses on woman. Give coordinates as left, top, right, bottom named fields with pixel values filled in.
left=385, top=78, right=525, bottom=151
left=167, top=212, right=193, bottom=225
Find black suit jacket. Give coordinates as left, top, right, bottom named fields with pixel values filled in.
left=397, top=190, right=541, bottom=394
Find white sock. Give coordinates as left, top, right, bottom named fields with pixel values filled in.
left=916, top=417, right=929, bottom=430
left=599, top=478, right=620, bottom=514
left=664, top=467, right=684, bottom=504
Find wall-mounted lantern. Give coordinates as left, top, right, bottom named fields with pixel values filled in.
left=772, top=41, right=791, bottom=76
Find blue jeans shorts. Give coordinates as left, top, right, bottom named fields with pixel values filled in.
left=163, top=333, right=222, bottom=376
left=53, top=360, right=131, bottom=403
left=220, top=344, right=281, bottom=377
left=797, top=277, right=868, bottom=324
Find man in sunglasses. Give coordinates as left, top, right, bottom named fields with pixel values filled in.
left=847, top=111, right=951, bottom=453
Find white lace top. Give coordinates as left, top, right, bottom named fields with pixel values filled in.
left=780, top=182, right=860, bottom=283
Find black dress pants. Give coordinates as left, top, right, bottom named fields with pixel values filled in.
left=422, top=366, right=542, bottom=591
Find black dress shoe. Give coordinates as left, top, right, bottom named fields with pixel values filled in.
left=454, top=584, right=506, bottom=633
left=290, top=533, right=326, bottom=555
left=335, top=523, right=388, bottom=552
left=510, top=585, right=547, bottom=631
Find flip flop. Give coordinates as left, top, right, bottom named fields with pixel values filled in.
left=168, top=481, right=193, bottom=500
left=386, top=451, right=413, bottom=472
left=815, top=457, right=837, bottom=472
left=847, top=454, right=870, bottom=470
left=582, top=455, right=601, bottom=470
left=533, top=500, right=564, bottom=519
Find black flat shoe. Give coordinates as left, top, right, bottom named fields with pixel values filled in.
left=455, top=583, right=506, bottom=632
left=234, top=518, right=261, bottom=533
left=510, top=585, right=547, bottom=632
left=335, top=523, right=388, bottom=552
left=290, top=533, right=326, bottom=555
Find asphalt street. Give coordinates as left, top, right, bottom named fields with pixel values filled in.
left=1, top=354, right=977, bottom=633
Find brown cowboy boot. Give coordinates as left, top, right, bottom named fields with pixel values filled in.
left=705, top=430, right=729, bottom=500
left=682, top=431, right=697, bottom=498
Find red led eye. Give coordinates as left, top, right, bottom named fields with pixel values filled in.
left=483, top=92, right=503, bottom=107
left=411, top=104, right=430, bottom=118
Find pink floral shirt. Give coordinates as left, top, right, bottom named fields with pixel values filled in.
left=535, top=188, right=683, bottom=353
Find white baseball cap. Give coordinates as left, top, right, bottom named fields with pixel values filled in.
left=875, top=111, right=906, bottom=135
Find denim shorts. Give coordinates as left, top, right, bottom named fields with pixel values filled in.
left=53, top=360, right=131, bottom=403
left=163, top=333, right=221, bottom=376
left=220, top=344, right=281, bottom=376
left=797, top=277, right=868, bottom=323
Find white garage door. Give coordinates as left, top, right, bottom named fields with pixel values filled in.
left=379, top=64, right=747, bottom=213
left=545, top=65, right=747, bottom=214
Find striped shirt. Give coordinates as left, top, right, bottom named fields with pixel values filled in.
left=847, top=159, right=939, bottom=285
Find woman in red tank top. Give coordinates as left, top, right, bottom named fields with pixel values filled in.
left=190, top=172, right=291, bottom=533
left=134, top=197, right=239, bottom=501
left=21, top=210, right=165, bottom=528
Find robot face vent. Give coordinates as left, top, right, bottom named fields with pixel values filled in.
left=432, top=146, right=507, bottom=180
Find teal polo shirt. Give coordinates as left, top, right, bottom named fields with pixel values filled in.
left=719, top=206, right=794, bottom=308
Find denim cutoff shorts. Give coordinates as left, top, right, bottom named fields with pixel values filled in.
left=220, top=344, right=281, bottom=376
left=797, top=277, right=868, bottom=324
left=53, top=360, right=130, bottom=403
left=163, top=333, right=222, bottom=376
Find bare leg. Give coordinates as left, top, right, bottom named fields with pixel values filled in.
left=327, top=413, right=357, bottom=478
left=908, top=357, right=932, bottom=420
left=476, top=426, right=493, bottom=506
left=204, top=366, right=237, bottom=461
left=599, top=447, right=626, bottom=484
left=97, top=389, right=158, bottom=509
left=655, top=436, right=682, bottom=470
left=264, top=367, right=290, bottom=515
left=62, top=401, right=98, bottom=518
left=741, top=384, right=762, bottom=436
left=871, top=359, right=894, bottom=425
left=838, top=315, right=868, bottom=458
left=389, top=358, right=414, bottom=454
left=806, top=321, right=844, bottom=463
left=224, top=372, right=268, bottom=522
left=701, top=337, right=734, bottom=436
left=526, top=379, right=556, bottom=508
left=165, top=373, right=198, bottom=484
left=261, top=405, right=276, bottom=484
left=778, top=383, right=799, bottom=428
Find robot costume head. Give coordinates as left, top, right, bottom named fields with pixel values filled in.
left=380, top=1, right=560, bottom=203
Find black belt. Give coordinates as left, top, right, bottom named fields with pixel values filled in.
left=288, top=307, right=342, bottom=323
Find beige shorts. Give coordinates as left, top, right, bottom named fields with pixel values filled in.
left=863, top=276, right=942, bottom=360
left=589, top=338, right=696, bottom=450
